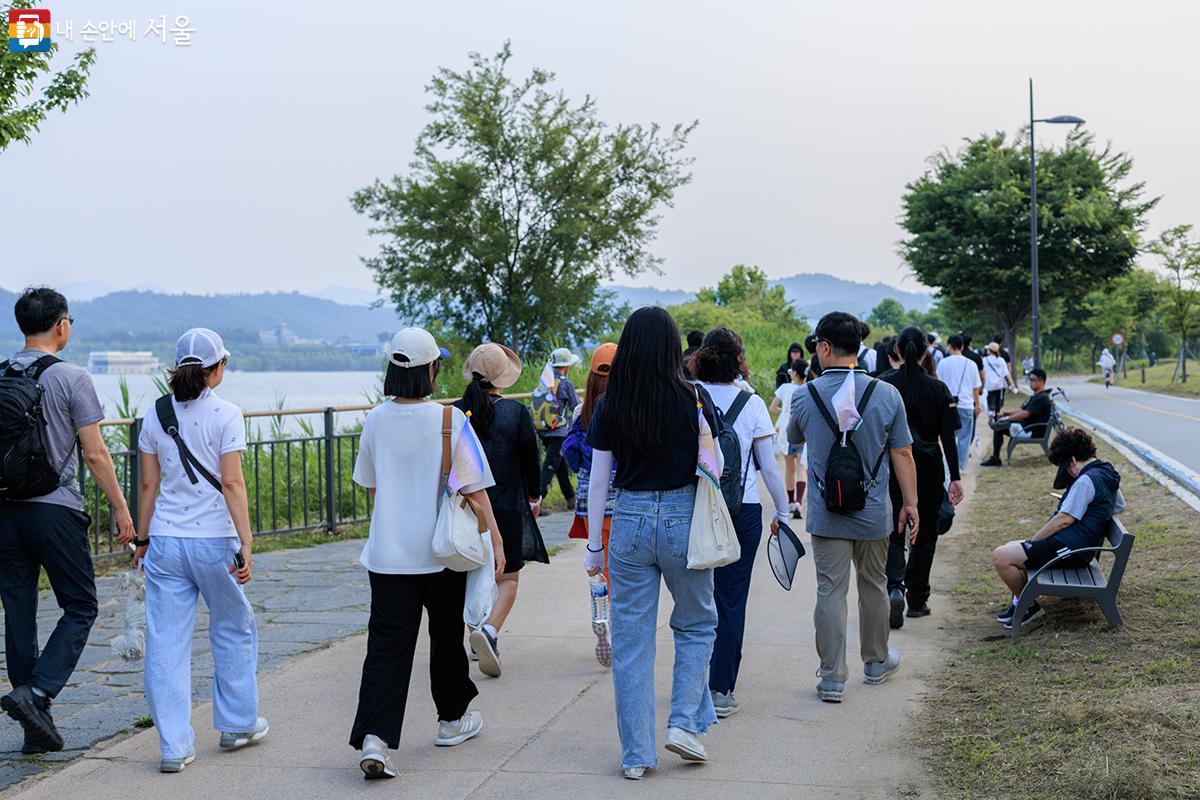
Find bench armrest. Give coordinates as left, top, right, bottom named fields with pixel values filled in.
left=1026, top=545, right=1118, bottom=584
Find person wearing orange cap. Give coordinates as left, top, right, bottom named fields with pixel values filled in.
left=562, top=343, right=617, bottom=666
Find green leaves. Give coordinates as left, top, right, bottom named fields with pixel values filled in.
left=355, top=42, right=695, bottom=357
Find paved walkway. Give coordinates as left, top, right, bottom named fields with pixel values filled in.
left=1, top=499, right=957, bottom=799
left=0, top=517, right=573, bottom=789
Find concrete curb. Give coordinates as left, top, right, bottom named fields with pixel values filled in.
left=1057, top=401, right=1200, bottom=512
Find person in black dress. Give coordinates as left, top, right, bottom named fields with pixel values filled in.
left=879, top=326, right=965, bottom=627
left=457, top=344, right=549, bottom=679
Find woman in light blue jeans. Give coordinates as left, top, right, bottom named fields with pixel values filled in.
left=123, top=328, right=266, bottom=773
left=584, top=307, right=721, bottom=780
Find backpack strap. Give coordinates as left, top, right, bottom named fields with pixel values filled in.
left=2, top=354, right=61, bottom=380
left=856, top=379, right=890, bottom=487
left=724, top=390, right=753, bottom=426
left=439, top=404, right=453, bottom=496
left=155, top=395, right=222, bottom=492
left=807, top=382, right=840, bottom=436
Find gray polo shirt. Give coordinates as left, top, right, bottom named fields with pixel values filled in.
left=787, top=368, right=912, bottom=541
left=7, top=349, right=104, bottom=511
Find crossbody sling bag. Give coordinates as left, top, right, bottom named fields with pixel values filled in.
left=155, top=394, right=222, bottom=492
left=807, top=378, right=887, bottom=514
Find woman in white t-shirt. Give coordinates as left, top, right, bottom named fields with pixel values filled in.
left=982, top=342, right=1017, bottom=417
left=769, top=357, right=808, bottom=519
left=348, top=328, right=504, bottom=780
left=131, top=328, right=265, bottom=773
left=690, top=328, right=790, bottom=719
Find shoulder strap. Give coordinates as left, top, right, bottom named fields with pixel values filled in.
left=853, top=379, right=888, bottom=483
left=155, top=395, right=222, bottom=492
left=4, top=354, right=61, bottom=380
left=807, top=382, right=839, bottom=436
left=724, top=390, right=753, bottom=426
left=855, top=378, right=878, bottom=416
left=439, top=404, right=453, bottom=493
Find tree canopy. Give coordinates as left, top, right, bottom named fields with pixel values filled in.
left=1, top=0, right=95, bottom=152
left=696, top=264, right=799, bottom=327
left=353, top=42, right=696, bottom=357
left=899, top=130, right=1157, bottom=355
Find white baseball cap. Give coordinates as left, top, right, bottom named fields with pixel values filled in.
left=388, top=327, right=451, bottom=368
left=175, top=328, right=230, bottom=368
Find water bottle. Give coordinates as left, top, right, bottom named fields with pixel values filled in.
left=589, top=573, right=609, bottom=626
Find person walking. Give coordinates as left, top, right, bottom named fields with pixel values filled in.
left=584, top=307, right=722, bottom=780
left=535, top=348, right=580, bottom=514
left=880, top=327, right=965, bottom=627
left=936, top=333, right=981, bottom=472
left=1, top=287, right=134, bottom=754
left=456, top=343, right=549, bottom=679
left=691, top=328, right=790, bottom=718
left=131, top=328, right=267, bottom=772
left=349, top=329, right=504, bottom=779
left=787, top=312, right=919, bottom=704
left=770, top=358, right=808, bottom=519
left=562, top=343, right=618, bottom=666
left=982, top=342, right=1016, bottom=417
left=1098, top=348, right=1117, bottom=388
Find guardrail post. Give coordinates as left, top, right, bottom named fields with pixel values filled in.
left=323, top=407, right=336, bottom=534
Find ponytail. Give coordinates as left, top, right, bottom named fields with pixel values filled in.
left=167, top=363, right=214, bottom=402
left=895, top=326, right=928, bottom=407
left=460, top=372, right=496, bottom=437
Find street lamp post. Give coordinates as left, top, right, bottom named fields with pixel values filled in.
left=1028, top=78, right=1084, bottom=370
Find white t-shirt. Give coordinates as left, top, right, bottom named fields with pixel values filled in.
left=857, top=346, right=877, bottom=374
left=773, top=383, right=798, bottom=437
left=353, top=401, right=495, bottom=574
left=937, top=353, right=982, bottom=407
left=138, top=389, right=246, bottom=538
left=983, top=355, right=1010, bottom=391
left=700, top=382, right=774, bottom=505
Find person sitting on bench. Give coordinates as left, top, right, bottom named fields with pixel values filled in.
left=981, top=367, right=1051, bottom=467
left=990, top=427, right=1125, bottom=629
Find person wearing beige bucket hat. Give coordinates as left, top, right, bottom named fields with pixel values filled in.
left=456, top=344, right=549, bottom=679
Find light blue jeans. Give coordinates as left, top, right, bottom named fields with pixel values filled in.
left=608, top=485, right=717, bottom=770
left=143, top=535, right=259, bottom=759
left=956, top=406, right=975, bottom=471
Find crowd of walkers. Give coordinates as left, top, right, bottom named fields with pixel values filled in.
left=0, top=286, right=1126, bottom=781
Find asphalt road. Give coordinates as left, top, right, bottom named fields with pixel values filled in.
left=1052, top=375, right=1200, bottom=474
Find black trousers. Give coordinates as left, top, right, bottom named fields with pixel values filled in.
left=538, top=434, right=574, bottom=501
left=0, top=502, right=98, bottom=698
left=349, top=569, right=478, bottom=750
left=991, top=423, right=1016, bottom=460
left=886, top=482, right=944, bottom=608
left=710, top=503, right=763, bottom=695
left=986, top=389, right=1005, bottom=416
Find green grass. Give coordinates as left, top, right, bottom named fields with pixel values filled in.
left=1089, top=362, right=1200, bottom=398
left=924, top=414, right=1200, bottom=800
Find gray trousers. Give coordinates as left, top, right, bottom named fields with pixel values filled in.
left=810, top=535, right=890, bottom=682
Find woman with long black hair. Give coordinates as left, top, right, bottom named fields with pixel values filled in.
left=584, top=307, right=722, bottom=780
left=879, top=326, right=965, bottom=628
left=456, top=343, right=549, bottom=679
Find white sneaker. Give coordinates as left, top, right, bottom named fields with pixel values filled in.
left=359, top=734, right=396, bottom=780
left=435, top=709, right=483, bottom=746
left=219, top=715, right=269, bottom=750
left=664, top=726, right=707, bottom=762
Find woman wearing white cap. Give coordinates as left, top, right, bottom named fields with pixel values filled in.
left=132, top=328, right=266, bottom=773
left=349, top=328, right=504, bottom=780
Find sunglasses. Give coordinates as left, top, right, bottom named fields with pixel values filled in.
left=59, top=315, right=74, bottom=326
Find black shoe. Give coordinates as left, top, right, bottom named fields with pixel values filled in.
left=889, top=588, right=905, bottom=629
left=980, top=457, right=1003, bottom=467
left=1001, top=601, right=1044, bottom=631
left=2, top=686, right=64, bottom=753
left=791, top=507, right=802, bottom=520
left=906, top=604, right=931, bottom=618
left=996, top=603, right=1016, bottom=625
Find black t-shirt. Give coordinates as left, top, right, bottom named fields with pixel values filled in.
left=1020, top=390, right=1052, bottom=435
left=879, top=368, right=962, bottom=482
left=587, top=384, right=720, bottom=491
left=962, top=348, right=984, bottom=373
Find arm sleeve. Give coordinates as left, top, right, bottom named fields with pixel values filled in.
left=939, top=393, right=961, bottom=482
left=787, top=388, right=806, bottom=445
left=518, top=405, right=542, bottom=498
left=1058, top=476, right=1095, bottom=521
left=137, top=412, right=156, bottom=454
left=587, top=449, right=614, bottom=550
left=753, top=437, right=790, bottom=521
left=586, top=398, right=611, bottom=450
left=352, top=418, right=375, bottom=489
left=68, top=371, right=105, bottom=429
left=220, top=407, right=247, bottom=454
left=887, top=392, right=914, bottom=449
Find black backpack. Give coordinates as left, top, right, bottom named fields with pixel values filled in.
left=155, top=395, right=222, bottom=491
left=714, top=390, right=757, bottom=518
left=807, top=378, right=887, bottom=514
left=0, top=355, right=73, bottom=500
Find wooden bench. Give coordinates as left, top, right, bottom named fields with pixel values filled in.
left=1006, top=403, right=1066, bottom=463
left=1011, top=517, right=1135, bottom=635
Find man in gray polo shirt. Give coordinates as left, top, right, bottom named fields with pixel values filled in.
left=0, top=288, right=133, bottom=753
left=788, top=312, right=919, bottom=703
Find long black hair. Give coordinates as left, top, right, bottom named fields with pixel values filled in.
left=893, top=325, right=929, bottom=408
left=604, top=306, right=694, bottom=455
left=460, top=372, right=497, bottom=437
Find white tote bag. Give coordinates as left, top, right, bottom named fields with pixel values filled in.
left=464, top=534, right=498, bottom=628
left=431, top=406, right=488, bottom=572
left=687, top=392, right=741, bottom=570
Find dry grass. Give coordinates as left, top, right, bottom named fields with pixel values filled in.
left=925, top=436, right=1200, bottom=799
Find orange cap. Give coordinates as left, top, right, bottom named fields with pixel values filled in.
left=590, top=343, right=617, bottom=375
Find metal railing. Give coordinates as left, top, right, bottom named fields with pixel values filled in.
left=81, top=392, right=548, bottom=562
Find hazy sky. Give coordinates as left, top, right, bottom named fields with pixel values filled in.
left=4, top=0, right=1198, bottom=299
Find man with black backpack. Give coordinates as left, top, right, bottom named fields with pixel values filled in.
left=0, top=288, right=134, bottom=753
left=787, top=312, right=919, bottom=704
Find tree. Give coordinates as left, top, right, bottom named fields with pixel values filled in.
left=1148, top=225, right=1200, bottom=382
left=696, top=265, right=798, bottom=326
left=1082, top=269, right=1162, bottom=376
left=900, top=131, right=1156, bottom=359
left=866, top=298, right=908, bottom=335
left=352, top=43, right=695, bottom=356
left=1, top=0, right=95, bottom=151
